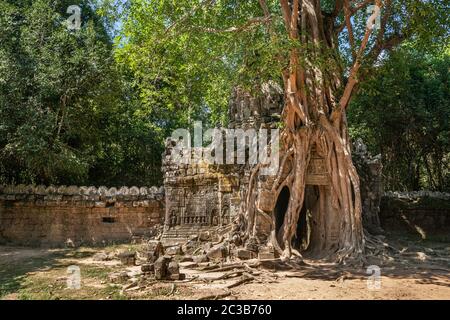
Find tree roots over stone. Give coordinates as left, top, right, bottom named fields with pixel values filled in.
left=234, top=0, right=389, bottom=265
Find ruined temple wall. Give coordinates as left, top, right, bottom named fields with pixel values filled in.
left=228, top=82, right=284, bottom=130
left=162, top=143, right=242, bottom=241
left=0, top=185, right=164, bottom=247
left=380, top=191, right=450, bottom=239
left=352, top=139, right=384, bottom=234
left=161, top=83, right=387, bottom=243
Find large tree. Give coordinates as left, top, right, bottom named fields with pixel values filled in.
left=0, top=0, right=119, bottom=185
left=112, top=0, right=447, bottom=261
left=245, top=0, right=447, bottom=261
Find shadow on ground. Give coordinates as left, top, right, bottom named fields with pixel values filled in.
left=0, top=248, right=93, bottom=298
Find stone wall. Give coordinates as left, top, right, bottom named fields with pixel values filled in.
left=161, top=83, right=283, bottom=243
left=162, top=142, right=242, bottom=243
left=352, top=139, right=384, bottom=234
left=380, top=191, right=450, bottom=239
left=228, top=81, right=284, bottom=130
left=0, top=185, right=165, bottom=247
left=161, top=84, right=386, bottom=245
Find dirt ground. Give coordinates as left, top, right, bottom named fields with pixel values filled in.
left=0, top=236, right=449, bottom=300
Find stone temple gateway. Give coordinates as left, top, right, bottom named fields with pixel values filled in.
left=161, top=83, right=383, bottom=252
left=0, top=84, right=383, bottom=249
left=161, top=83, right=284, bottom=244
left=161, top=153, right=242, bottom=243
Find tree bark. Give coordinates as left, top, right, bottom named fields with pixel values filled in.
left=239, top=0, right=384, bottom=263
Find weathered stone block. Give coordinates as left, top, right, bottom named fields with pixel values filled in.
left=165, top=245, right=183, bottom=256
left=193, top=255, right=209, bottom=263
left=169, top=273, right=185, bottom=281
left=154, top=256, right=169, bottom=280
left=167, top=261, right=180, bottom=275
left=141, top=263, right=155, bottom=273
left=199, top=231, right=212, bottom=242
left=206, top=244, right=228, bottom=260
left=109, top=272, right=129, bottom=284
left=141, top=240, right=164, bottom=262
left=118, top=251, right=136, bottom=266
left=236, top=248, right=256, bottom=260
left=258, top=247, right=276, bottom=260
left=92, top=252, right=109, bottom=261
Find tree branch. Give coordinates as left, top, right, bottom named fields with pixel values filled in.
left=259, top=0, right=271, bottom=19
left=280, top=0, right=292, bottom=32
left=165, top=0, right=216, bottom=33
left=350, top=0, right=373, bottom=15
left=332, top=0, right=383, bottom=118
left=332, top=0, right=345, bottom=18
left=335, top=0, right=373, bottom=34
left=195, top=16, right=271, bottom=34
left=259, top=0, right=274, bottom=35
left=344, top=0, right=356, bottom=62
left=375, top=0, right=393, bottom=51
left=369, top=32, right=405, bottom=63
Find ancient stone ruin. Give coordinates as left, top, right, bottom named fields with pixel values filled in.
left=161, top=83, right=285, bottom=244
left=1, top=84, right=449, bottom=265
left=161, top=84, right=385, bottom=259
left=380, top=191, right=450, bottom=239
left=0, top=185, right=164, bottom=246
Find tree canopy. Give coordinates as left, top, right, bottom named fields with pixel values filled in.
left=0, top=0, right=448, bottom=191
left=349, top=47, right=450, bottom=191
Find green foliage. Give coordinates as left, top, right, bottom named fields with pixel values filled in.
left=0, top=0, right=163, bottom=186
left=0, top=0, right=115, bottom=184
left=112, top=0, right=287, bottom=129
left=0, top=0, right=448, bottom=191
left=349, top=47, right=450, bottom=191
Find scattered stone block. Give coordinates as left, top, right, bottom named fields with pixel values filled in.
left=118, top=251, right=136, bottom=266
left=206, top=244, right=228, bottom=260
left=193, top=255, right=209, bottom=263
left=139, top=251, right=157, bottom=263
left=141, top=263, right=154, bottom=273
left=92, top=252, right=109, bottom=261
left=165, top=245, right=183, bottom=256
left=154, top=256, right=169, bottom=280
left=236, top=248, right=256, bottom=260
left=140, top=240, right=164, bottom=262
left=167, top=261, right=180, bottom=276
left=199, top=231, right=212, bottom=242
left=169, top=273, right=186, bottom=281
left=109, top=272, right=129, bottom=284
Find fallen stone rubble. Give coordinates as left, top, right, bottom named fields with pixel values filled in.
left=102, top=231, right=281, bottom=287
left=97, top=230, right=449, bottom=300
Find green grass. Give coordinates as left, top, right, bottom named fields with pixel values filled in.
left=0, top=245, right=132, bottom=300
left=0, top=252, right=66, bottom=299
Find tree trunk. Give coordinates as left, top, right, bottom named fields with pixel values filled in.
left=240, top=0, right=370, bottom=262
